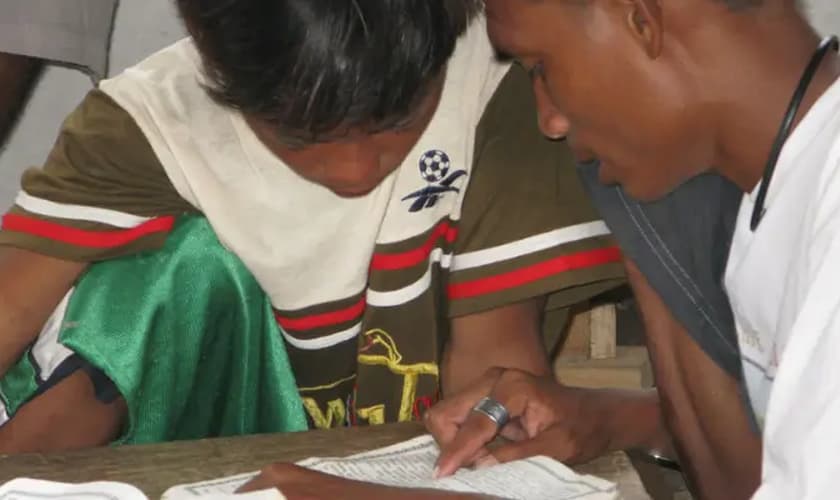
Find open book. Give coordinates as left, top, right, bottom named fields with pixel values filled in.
left=1, top=435, right=621, bottom=500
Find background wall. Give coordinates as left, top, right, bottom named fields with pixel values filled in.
left=807, top=1, right=840, bottom=37
left=0, top=0, right=185, bottom=207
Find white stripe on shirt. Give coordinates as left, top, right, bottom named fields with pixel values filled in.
left=31, top=289, right=75, bottom=382
left=15, top=191, right=154, bottom=228
left=281, top=323, right=362, bottom=351
left=367, top=248, right=453, bottom=308
left=452, top=220, right=611, bottom=272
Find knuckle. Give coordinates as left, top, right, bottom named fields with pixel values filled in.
left=425, top=414, right=449, bottom=439
left=425, top=406, right=444, bottom=425
left=484, top=366, right=505, bottom=380
left=497, top=368, right=522, bottom=387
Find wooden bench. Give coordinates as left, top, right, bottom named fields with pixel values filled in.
left=552, top=301, right=653, bottom=390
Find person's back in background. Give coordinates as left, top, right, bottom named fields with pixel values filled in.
left=0, top=0, right=184, bottom=205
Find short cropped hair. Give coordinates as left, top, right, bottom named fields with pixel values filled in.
left=176, top=0, right=482, bottom=143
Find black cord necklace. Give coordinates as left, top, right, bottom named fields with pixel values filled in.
left=750, top=35, right=839, bottom=231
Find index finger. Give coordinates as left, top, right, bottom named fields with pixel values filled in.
left=435, top=371, right=540, bottom=477
left=236, top=473, right=278, bottom=494
left=434, top=406, right=502, bottom=478
left=425, top=368, right=504, bottom=447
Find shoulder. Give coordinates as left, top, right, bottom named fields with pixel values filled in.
left=99, top=38, right=208, bottom=119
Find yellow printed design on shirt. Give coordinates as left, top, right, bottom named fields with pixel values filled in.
left=356, top=329, right=439, bottom=423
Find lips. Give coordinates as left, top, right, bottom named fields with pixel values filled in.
left=567, top=138, right=618, bottom=185
left=567, top=139, right=604, bottom=174
left=576, top=158, right=601, bottom=169
left=597, top=161, right=619, bottom=185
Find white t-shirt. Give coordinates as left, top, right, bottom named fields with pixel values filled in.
left=725, top=75, right=840, bottom=499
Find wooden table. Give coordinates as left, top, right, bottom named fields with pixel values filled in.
left=0, top=423, right=651, bottom=499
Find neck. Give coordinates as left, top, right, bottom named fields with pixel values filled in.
left=709, top=13, right=840, bottom=192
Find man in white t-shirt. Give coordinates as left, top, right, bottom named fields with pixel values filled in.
left=228, top=0, right=840, bottom=499
left=423, top=1, right=840, bottom=499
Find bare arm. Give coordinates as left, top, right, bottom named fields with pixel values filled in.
left=625, top=258, right=761, bottom=500
left=0, top=53, right=42, bottom=146
left=0, top=248, right=85, bottom=376
left=0, top=370, right=127, bottom=453
left=0, top=248, right=128, bottom=453
left=443, top=298, right=550, bottom=397
left=430, top=260, right=757, bottom=487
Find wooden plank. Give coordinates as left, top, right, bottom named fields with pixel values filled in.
left=589, top=303, right=617, bottom=360
left=0, top=423, right=650, bottom=499
left=556, top=302, right=592, bottom=360
left=0, top=424, right=424, bottom=498
left=554, top=346, right=653, bottom=390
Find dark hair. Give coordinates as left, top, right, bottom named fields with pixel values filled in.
left=176, top=0, right=482, bottom=143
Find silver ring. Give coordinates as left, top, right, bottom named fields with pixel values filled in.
left=471, top=397, right=510, bottom=428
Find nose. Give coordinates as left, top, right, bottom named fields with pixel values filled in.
left=533, top=78, right=570, bottom=139
left=325, top=145, right=384, bottom=196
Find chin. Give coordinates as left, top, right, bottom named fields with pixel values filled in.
left=595, top=162, right=675, bottom=202
left=619, top=181, right=674, bottom=203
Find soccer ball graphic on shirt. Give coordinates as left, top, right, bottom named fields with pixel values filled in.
left=402, top=149, right=468, bottom=212
left=419, top=149, right=451, bottom=183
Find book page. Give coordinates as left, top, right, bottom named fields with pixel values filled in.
left=0, top=478, right=280, bottom=500
left=161, top=472, right=257, bottom=498
left=165, top=435, right=620, bottom=500
left=0, top=478, right=148, bottom=500
left=160, top=474, right=284, bottom=500
left=298, top=435, right=619, bottom=500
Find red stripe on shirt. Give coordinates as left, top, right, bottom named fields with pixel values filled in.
left=370, top=220, right=457, bottom=271
left=275, top=296, right=366, bottom=331
left=1, top=213, right=175, bottom=248
left=448, top=246, right=622, bottom=300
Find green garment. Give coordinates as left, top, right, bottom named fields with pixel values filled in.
left=1, top=215, right=308, bottom=444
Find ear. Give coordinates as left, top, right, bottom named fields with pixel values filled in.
left=624, top=0, right=663, bottom=58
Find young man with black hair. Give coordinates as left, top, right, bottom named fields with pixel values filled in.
left=0, top=0, right=622, bottom=452
left=231, top=0, right=840, bottom=498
